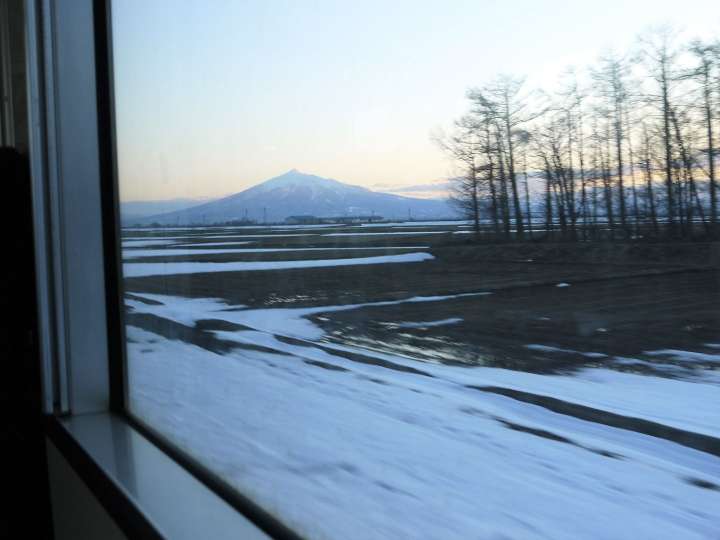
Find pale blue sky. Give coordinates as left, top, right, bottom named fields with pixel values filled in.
left=112, top=0, right=719, bottom=201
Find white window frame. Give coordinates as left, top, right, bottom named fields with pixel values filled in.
left=25, top=1, right=274, bottom=537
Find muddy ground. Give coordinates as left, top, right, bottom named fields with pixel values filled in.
left=123, top=227, right=719, bottom=378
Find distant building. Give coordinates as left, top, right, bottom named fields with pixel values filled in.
left=331, top=215, right=384, bottom=224
left=284, top=215, right=384, bottom=225
left=285, top=215, right=321, bottom=225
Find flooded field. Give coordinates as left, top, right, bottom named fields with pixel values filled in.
left=121, top=221, right=720, bottom=539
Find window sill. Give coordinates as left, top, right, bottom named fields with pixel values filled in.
left=46, top=413, right=269, bottom=540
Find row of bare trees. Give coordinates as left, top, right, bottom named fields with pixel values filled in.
left=438, top=29, right=720, bottom=241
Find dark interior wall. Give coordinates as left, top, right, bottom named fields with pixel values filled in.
left=8, top=0, right=28, bottom=153
left=46, top=441, right=127, bottom=540
left=0, top=147, right=53, bottom=540
left=1, top=0, right=28, bottom=153
left=0, top=1, right=53, bottom=537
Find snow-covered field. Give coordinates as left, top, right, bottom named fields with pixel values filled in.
left=123, top=252, right=435, bottom=278
left=323, top=231, right=448, bottom=237
left=123, top=246, right=430, bottom=260
left=121, top=225, right=720, bottom=539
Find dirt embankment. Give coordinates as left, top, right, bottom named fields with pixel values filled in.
left=437, top=241, right=720, bottom=268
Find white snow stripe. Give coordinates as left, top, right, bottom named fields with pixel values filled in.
left=122, top=252, right=435, bottom=277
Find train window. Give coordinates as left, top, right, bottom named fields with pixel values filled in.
left=112, top=1, right=720, bottom=537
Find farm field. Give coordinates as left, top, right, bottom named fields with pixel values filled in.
left=121, top=221, right=720, bottom=539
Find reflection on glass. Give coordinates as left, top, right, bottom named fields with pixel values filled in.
left=114, top=1, right=720, bottom=538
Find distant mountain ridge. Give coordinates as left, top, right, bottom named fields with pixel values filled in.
left=121, top=197, right=217, bottom=224
left=124, top=170, right=456, bottom=225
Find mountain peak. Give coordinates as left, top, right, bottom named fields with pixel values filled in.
left=276, top=168, right=301, bottom=176
left=126, top=170, right=455, bottom=225
left=254, top=169, right=345, bottom=191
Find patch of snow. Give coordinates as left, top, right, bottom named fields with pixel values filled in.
left=125, top=297, right=239, bottom=326
left=360, top=220, right=471, bottom=228
left=324, top=338, right=720, bottom=438
left=268, top=224, right=345, bottom=229
left=323, top=231, right=448, bottom=237
left=122, top=252, right=435, bottom=278
left=126, top=292, right=719, bottom=437
left=122, top=246, right=428, bottom=260
left=386, top=318, right=463, bottom=329
left=611, top=356, right=688, bottom=373
left=643, top=349, right=720, bottom=363
left=126, top=325, right=720, bottom=540
left=123, top=246, right=253, bottom=259
left=524, top=344, right=608, bottom=358
left=171, top=242, right=265, bottom=247
left=197, top=234, right=316, bottom=239
left=121, top=239, right=180, bottom=248
left=122, top=235, right=214, bottom=241
left=122, top=227, right=211, bottom=232
left=127, top=292, right=488, bottom=341
left=135, top=245, right=427, bottom=253
left=556, top=283, right=571, bottom=288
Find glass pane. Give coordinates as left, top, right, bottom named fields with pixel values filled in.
left=113, top=1, right=720, bottom=537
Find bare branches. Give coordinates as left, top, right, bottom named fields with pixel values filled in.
left=436, top=26, right=719, bottom=242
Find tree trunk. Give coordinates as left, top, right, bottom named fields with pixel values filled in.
left=641, top=124, right=660, bottom=236
left=503, top=93, right=525, bottom=239
left=660, top=59, right=676, bottom=232
left=701, top=58, right=717, bottom=228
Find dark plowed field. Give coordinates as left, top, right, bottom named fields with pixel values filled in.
left=123, top=229, right=719, bottom=378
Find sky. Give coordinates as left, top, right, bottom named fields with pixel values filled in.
left=112, top=0, right=720, bottom=202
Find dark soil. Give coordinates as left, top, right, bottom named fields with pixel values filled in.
left=123, top=235, right=720, bottom=377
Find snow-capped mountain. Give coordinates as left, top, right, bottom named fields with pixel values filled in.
left=125, top=170, right=456, bottom=225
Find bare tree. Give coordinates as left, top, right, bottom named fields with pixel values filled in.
left=640, top=122, right=660, bottom=234
left=440, top=25, right=719, bottom=243
left=639, top=28, right=681, bottom=232
left=593, top=52, right=633, bottom=233
left=435, top=116, right=485, bottom=237
left=562, top=70, right=591, bottom=239
left=467, top=76, right=544, bottom=239
left=689, top=40, right=718, bottom=228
